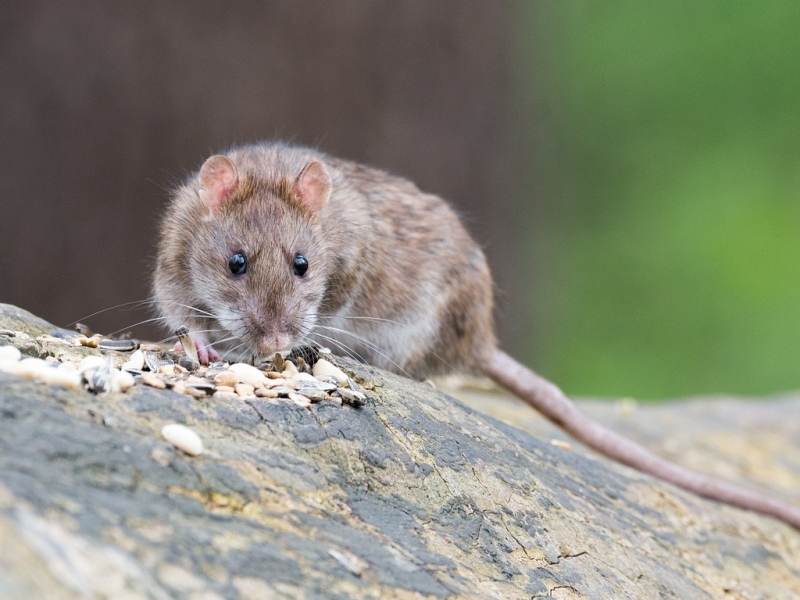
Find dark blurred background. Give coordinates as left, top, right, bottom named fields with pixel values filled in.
left=2, top=2, right=799, bottom=399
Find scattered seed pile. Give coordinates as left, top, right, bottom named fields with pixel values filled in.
left=0, top=328, right=367, bottom=410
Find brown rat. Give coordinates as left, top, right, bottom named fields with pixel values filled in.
left=154, top=142, right=800, bottom=529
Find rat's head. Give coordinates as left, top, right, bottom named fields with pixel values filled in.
left=186, top=154, right=332, bottom=357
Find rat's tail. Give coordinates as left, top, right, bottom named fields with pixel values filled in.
left=485, top=348, right=800, bottom=530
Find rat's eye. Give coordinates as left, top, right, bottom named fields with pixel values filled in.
left=228, top=252, right=247, bottom=276
left=293, top=254, right=309, bottom=277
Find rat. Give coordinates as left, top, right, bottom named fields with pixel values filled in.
left=154, top=141, right=800, bottom=529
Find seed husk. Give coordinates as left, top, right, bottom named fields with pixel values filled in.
left=174, top=326, right=199, bottom=364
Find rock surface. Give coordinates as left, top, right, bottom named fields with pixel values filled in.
left=0, top=303, right=799, bottom=599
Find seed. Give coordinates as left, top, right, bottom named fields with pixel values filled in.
left=272, top=353, right=285, bottom=371
left=255, top=388, right=278, bottom=398
left=183, top=386, right=207, bottom=399
left=282, top=360, right=299, bottom=376
left=178, top=357, right=199, bottom=372
left=550, top=439, right=572, bottom=451
left=78, top=355, right=107, bottom=373
left=0, top=330, right=16, bottom=337
left=78, top=336, right=100, bottom=348
left=161, top=424, right=203, bottom=456
left=312, top=359, right=348, bottom=384
left=270, top=386, right=295, bottom=397
left=86, top=368, right=113, bottom=394
left=228, top=363, right=267, bottom=385
left=34, top=366, right=83, bottom=389
left=111, top=370, right=136, bottom=393
left=126, top=349, right=145, bottom=370
left=234, top=383, right=255, bottom=398
left=74, top=322, right=93, bottom=337
left=288, top=392, right=311, bottom=408
left=264, top=378, right=292, bottom=388
left=174, top=326, right=199, bottom=364
left=304, top=390, right=328, bottom=402
left=141, top=372, right=166, bottom=389
left=212, top=370, right=239, bottom=387
left=139, top=343, right=162, bottom=352
left=336, top=387, right=366, bottom=406
left=144, top=351, right=161, bottom=372
left=295, top=378, right=336, bottom=392
left=0, top=346, right=22, bottom=362
left=158, top=364, right=176, bottom=376
left=98, top=339, right=139, bottom=352
left=185, top=381, right=215, bottom=396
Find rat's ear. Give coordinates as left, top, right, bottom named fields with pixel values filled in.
left=198, top=155, right=239, bottom=212
left=292, top=161, right=331, bottom=213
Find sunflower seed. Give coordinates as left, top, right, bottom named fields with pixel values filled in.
left=96, top=338, right=138, bottom=351
left=178, top=357, right=199, bottom=371
left=144, top=351, right=160, bottom=372
left=174, top=326, right=199, bottom=363
left=336, top=387, right=366, bottom=406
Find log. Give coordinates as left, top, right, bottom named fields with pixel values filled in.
left=0, top=303, right=798, bottom=599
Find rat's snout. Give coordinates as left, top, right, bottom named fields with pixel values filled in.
left=250, top=317, right=294, bottom=354
left=257, top=331, right=294, bottom=354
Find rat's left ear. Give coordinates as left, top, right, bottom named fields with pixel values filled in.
left=292, top=161, right=331, bottom=213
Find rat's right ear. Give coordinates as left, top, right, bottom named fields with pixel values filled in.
left=198, top=155, right=239, bottom=212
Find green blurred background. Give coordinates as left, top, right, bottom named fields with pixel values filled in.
left=517, top=2, right=800, bottom=399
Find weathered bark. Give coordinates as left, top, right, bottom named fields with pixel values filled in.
left=0, top=304, right=798, bottom=599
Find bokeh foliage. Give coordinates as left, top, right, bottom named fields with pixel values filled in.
left=518, top=2, right=800, bottom=399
